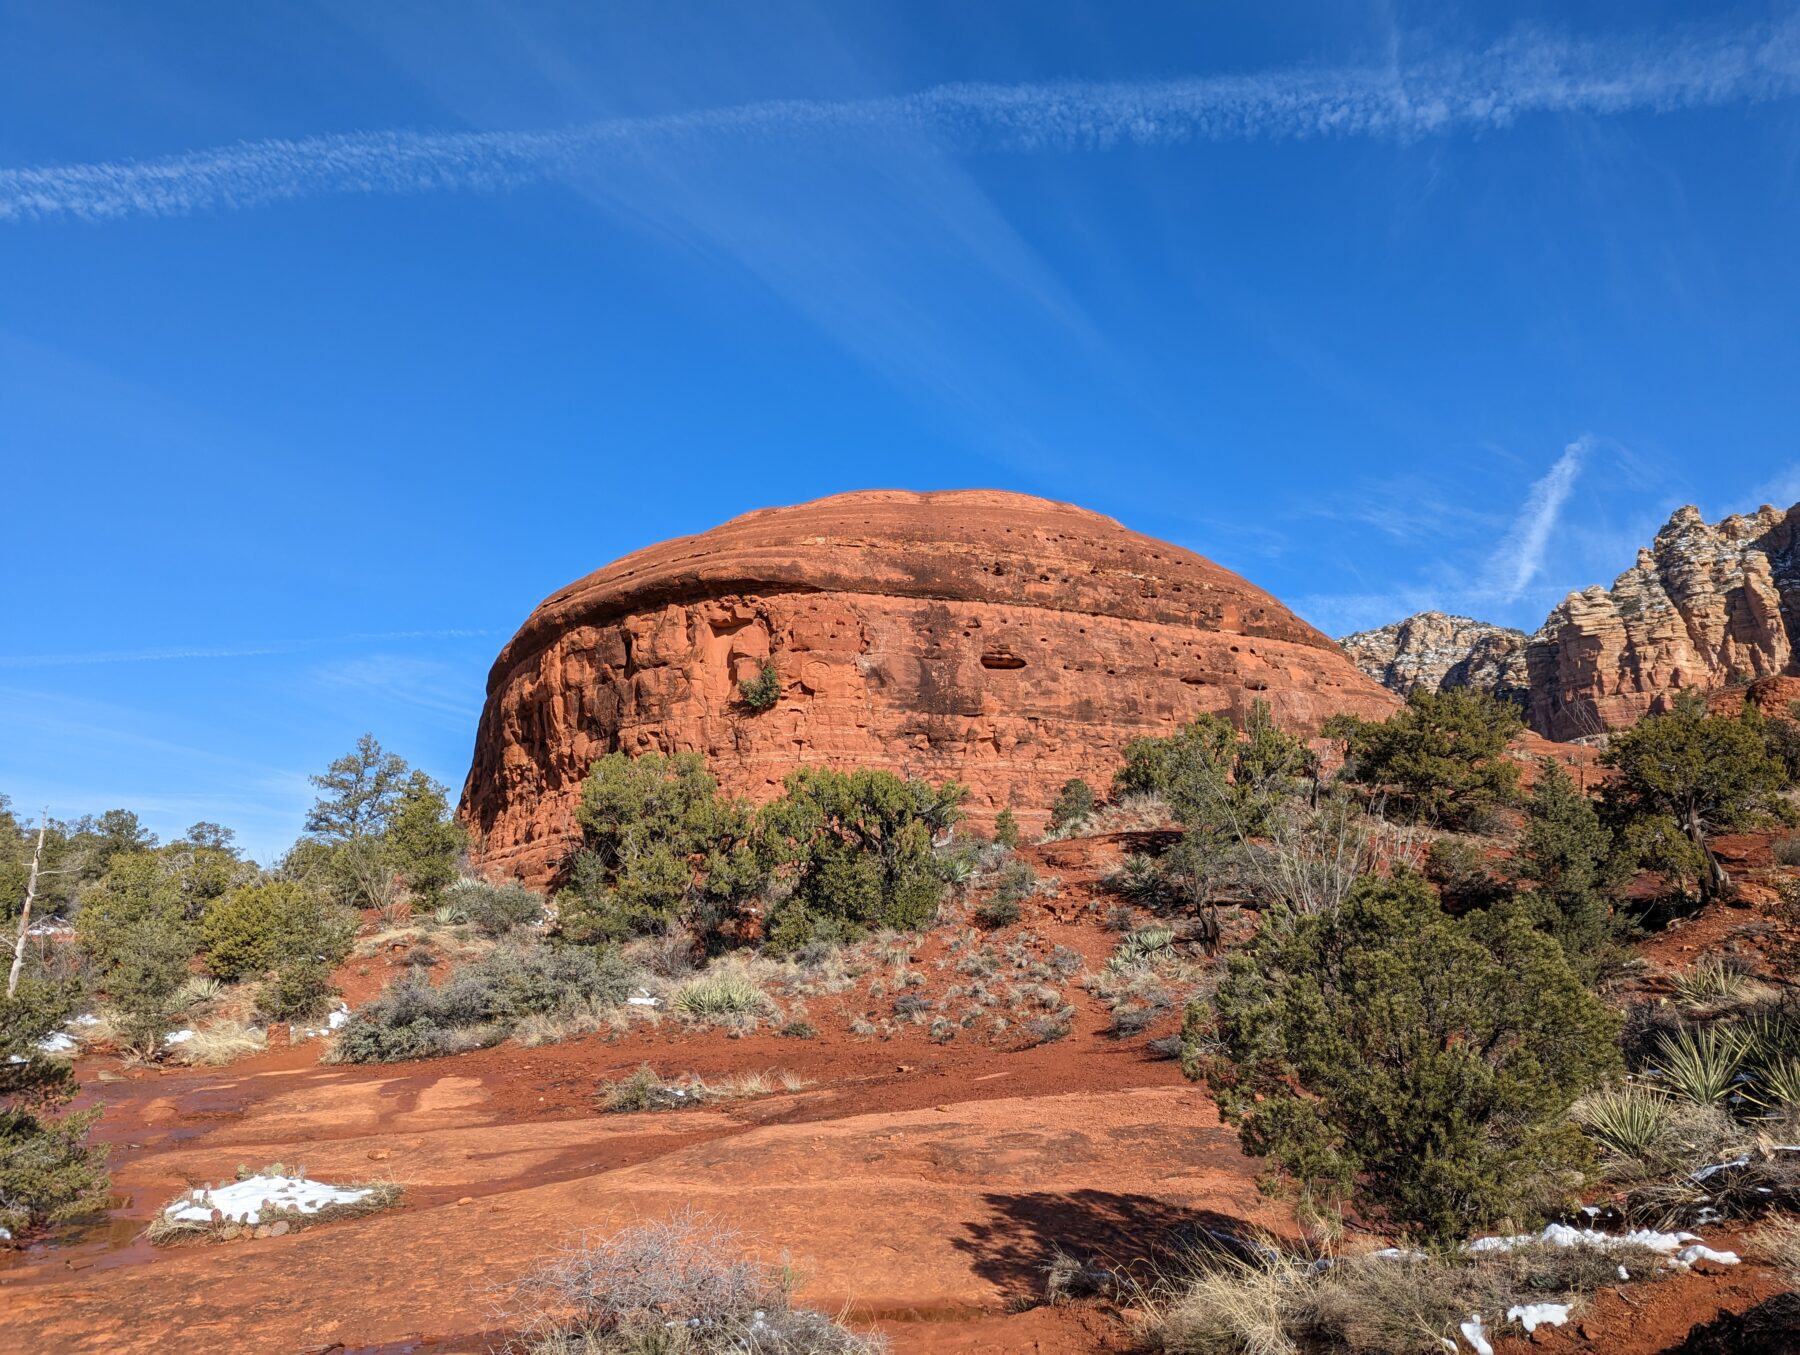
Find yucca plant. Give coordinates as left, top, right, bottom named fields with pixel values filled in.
left=1738, top=1002, right=1800, bottom=1070
left=674, top=969, right=773, bottom=1023
left=1652, top=1025, right=1746, bottom=1106
left=1573, top=1084, right=1676, bottom=1160
left=1673, top=956, right=1754, bottom=1009
left=1747, top=1056, right=1800, bottom=1114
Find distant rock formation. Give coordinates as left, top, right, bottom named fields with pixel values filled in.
left=1340, top=612, right=1530, bottom=707
left=1525, top=503, right=1800, bottom=741
left=461, top=489, right=1400, bottom=886
left=1344, top=503, right=1800, bottom=742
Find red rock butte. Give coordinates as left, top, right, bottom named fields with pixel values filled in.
left=460, top=489, right=1399, bottom=885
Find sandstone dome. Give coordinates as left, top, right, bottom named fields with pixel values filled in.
left=460, top=489, right=1398, bottom=885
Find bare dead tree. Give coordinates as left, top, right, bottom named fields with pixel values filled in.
left=7, top=808, right=49, bottom=999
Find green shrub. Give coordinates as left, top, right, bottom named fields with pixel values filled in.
left=1423, top=837, right=1508, bottom=908
left=1, top=977, right=110, bottom=1239
left=559, top=752, right=764, bottom=944
left=757, top=768, right=964, bottom=953
left=383, top=772, right=466, bottom=904
left=1194, top=873, right=1619, bottom=1242
left=992, top=809, right=1021, bottom=849
left=1602, top=693, right=1792, bottom=902
left=445, top=877, right=545, bottom=937
left=201, top=880, right=356, bottom=982
left=974, top=896, right=1021, bottom=929
left=737, top=662, right=780, bottom=712
left=75, top=852, right=199, bottom=1054
left=258, top=958, right=336, bottom=1022
left=1324, top=688, right=1522, bottom=829
left=1049, top=779, right=1095, bottom=832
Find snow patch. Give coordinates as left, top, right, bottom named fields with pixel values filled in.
left=163, top=1174, right=373, bottom=1226
left=296, top=1003, right=350, bottom=1039
left=1469, top=1221, right=1738, bottom=1271
left=1507, top=1303, right=1570, bottom=1333
left=1458, top=1312, right=1493, bottom=1355
left=163, top=1029, right=195, bottom=1046
left=627, top=989, right=660, bottom=1008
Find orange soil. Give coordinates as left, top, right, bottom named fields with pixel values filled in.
left=3, top=835, right=1794, bottom=1354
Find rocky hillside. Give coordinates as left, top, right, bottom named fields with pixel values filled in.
left=461, top=489, right=1399, bottom=886
left=1525, top=502, right=1800, bottom=740
left=1344, top=502, right=1800, bottom=741
left=1339, top=612, right=1530, bottom=706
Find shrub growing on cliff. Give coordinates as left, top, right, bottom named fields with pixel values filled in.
left=737, top=662, right=780, bottom=712
left=756, top=768, right=965, bottom=952
left=1190, top=873, right=1619, bottom=1241
left=558, top=752, right=765, bottom=945
left=1324, top=688, right=1522, bottom=829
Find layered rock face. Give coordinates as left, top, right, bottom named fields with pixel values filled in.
left=1340, top=612, right=1530, bottom=706
left=1526, top=504, right=1800, bottom=740
left=461, top=489, right=1399, bottom=885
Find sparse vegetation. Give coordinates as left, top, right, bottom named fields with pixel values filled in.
left=330, top=944, right=639, bottom=1063
left=507, top=1215, right=885, bottom=1354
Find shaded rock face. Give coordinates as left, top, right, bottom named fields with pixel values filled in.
left=1526, top=504, right=1800, bottom=741
left=461, top=489, right=1399, bottom=886
left=1339, top=612, right=1530, bottom=707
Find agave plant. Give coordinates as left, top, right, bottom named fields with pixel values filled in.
left=1573, top=1084, right=1677, bottom=1160
left=1114, top=925, right=1177, bottom=966
left=1651, top=1025, right=1747, bottom=1106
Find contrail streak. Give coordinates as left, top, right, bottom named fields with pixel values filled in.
left=4, top=21, right=1797, bottom=223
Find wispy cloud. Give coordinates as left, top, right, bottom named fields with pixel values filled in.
left=0, top=628, right=495, bottom=669
left=5, top=20, right=1797, bottom=223
left=1493, top=438, right=1590, bottom=602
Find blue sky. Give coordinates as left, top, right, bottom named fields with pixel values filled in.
left=4, top=1, right=1800, bottom=862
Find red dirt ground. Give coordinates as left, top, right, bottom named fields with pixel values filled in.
left=2, top=835, right=1793, bottom=1354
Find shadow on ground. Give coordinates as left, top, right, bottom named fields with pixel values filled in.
left=954, top=1189, right=1259, bottom=1299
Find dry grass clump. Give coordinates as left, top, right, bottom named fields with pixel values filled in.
left=600, top=1065, right=810, bottom=1113
left=172, top=1018, right=268, bottom=1067
left=508, top=1214, right=884, bottom=1354
left=1145, top=1236, right=1663, bottom=1355
left=1751, top=1214, right=1800, bottom=1282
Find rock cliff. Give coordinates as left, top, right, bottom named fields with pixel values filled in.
left=461, top=489, right=1399, bottom=885
left=1340, top=612, right=1530, bottom=706
left=1525, top=503, right=1800, bottom=740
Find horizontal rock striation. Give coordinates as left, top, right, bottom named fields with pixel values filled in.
left=1340, top=612, right=1530, bottom=707
left=1526, top=504, right=1800, bottom=741
left=461, top=489, right=1399, bottom=885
